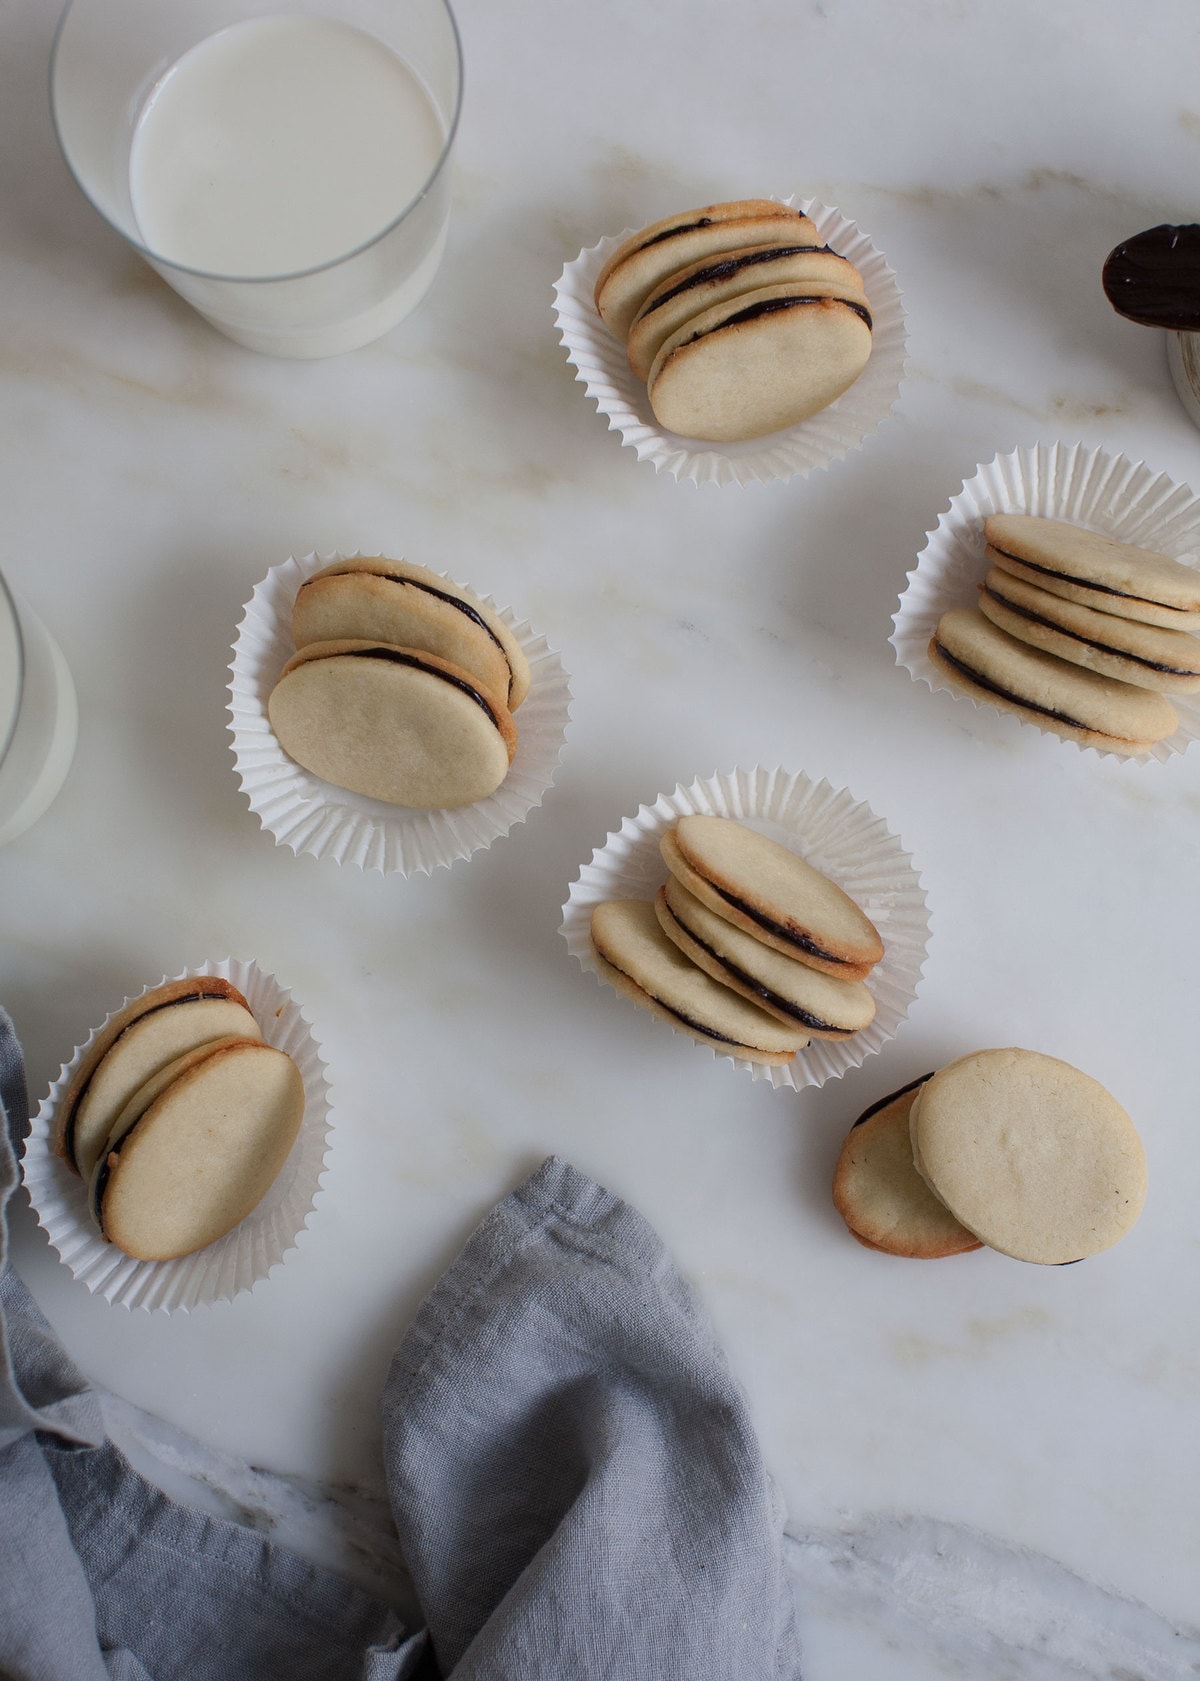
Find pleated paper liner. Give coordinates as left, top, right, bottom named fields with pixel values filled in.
left=552, top=195, right=907, bottom=487
left=229, top=551, right=572, bottom=875
left=892, top=441, right=1200, bottom=763
left=560, top=767, right=930, bottom=1091
left=22, top=958, right=331, bottom=1312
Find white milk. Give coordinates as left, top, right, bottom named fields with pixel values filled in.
left=128, top=15, right=450, bottom=354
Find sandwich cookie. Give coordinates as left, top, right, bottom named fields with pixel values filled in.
left=625, top=243, right=867, bottom=382
left=833, top=1077, right=982, bottom=1258
left=978, top=567, right=1200, bottom=694
left=292, top=557, right=531, bottom=710
left=89, top=1037, right=306, bottom=1262
left=984, top=514, right=1200, bottom=632
left=590, top=898, right=808, bottom=1066
left=646, top=283, right=873, bottom=441
left=654, top=876, right=875, bottom=1038
left=594, top=200, right=818, bottom=342
left=908, top=1049, right=1147, bottom=1265
left=930, top=607, right=1178, bottom=752
left=268, top=639, right=517, bottom=809
left=660, top=815, right=884, bottom=980
left=55, top=977, right=262, bottom=1182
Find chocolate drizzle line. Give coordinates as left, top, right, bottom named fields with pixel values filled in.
left=934, top=642, right=1096, bottom=731
left=64, top=990, right=212, bottom=1169
left=983, top=586, right=1199, bottom=675
left=663, top=901, right=844, bottom=1033
left=639, top=245, right=837, bottom=316
left=708, top=884, right=850, bottom=969
left=637, top=216, right=716, bottom=251
left=349, top=647, right=502, bottom=728
left=851, top=1072, right=935, bottom=1130
left=991, top=545, right=1190, bottom=615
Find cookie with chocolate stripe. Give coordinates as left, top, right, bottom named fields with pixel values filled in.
left=660, top=815, right=883, bottom=980
left=833, top=1076, right=982, bottom=1258
left=977, top=566, right=1200, bottom=693
left=55, top=977, right=262, bottom=1181
left=589, top=898, right=807, bottom=1066
left=594, top=200, right=817, bottom=342
left=292, top=557, right=531, bottom=710
left=930, top=607, right=1178, bottom=753
left=626, top=243, right=867, bottom=382
left=268, top=638, right=517, bottom=809
left=909, top=1049, right=1146, bottom=1265
left=984, top=514, right=1200, bottom=632
left=654, top=876, right=875, bottom=1039
left=90, top=1037, right=305, bottom=1262
left=646, top=283, right=873, bottom=441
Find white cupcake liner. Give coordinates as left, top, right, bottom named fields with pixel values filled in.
left=229, top=552, right=572, bottom=875
left=552, top=196, right=907, bottom=487
left=21, top=958, right=332, bottom=1312
left=892, top=442, right=1200, bottom=763
left=560, top=767, right=930, bottom=1091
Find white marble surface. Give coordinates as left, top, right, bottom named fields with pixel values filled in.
left=3, top=0, right=1200, bottom=1671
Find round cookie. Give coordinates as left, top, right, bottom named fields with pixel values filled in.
left=292, top=557, right=531, bottom=710
left=626, top=242, right=867, bottom=382
left=978, top=568, right=1200, bottom=694
left=268, top=639, right=517, bottom=810
left=930, top=607, right=1178, bottom=752
left=833, top=1078, right=982, bottom=1259
left=654, top=877, right=875, bottom=1038
left=646, top=284, right=873, bottom=441
left=984, top=513, right=1200, bottom=632
left=589, top=898, right=808, bottom=1066
left=56, top=978, right=262, bottom=1181
left=594, top=200, right=818, bottom=342
left=91, top=1038, right=306, bottom=1262
left=660, top=815, right=884, bottom=980
left=909, top=1048, right=1147, bottom=1265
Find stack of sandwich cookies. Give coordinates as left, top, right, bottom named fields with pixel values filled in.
left=833, top=1049, right=1146, bottom=1265
left=595, top=199, right=873, bottom=441
left=931, top=515, right=1200, bottom=752
left=833, top=1075, right=982, bottom=1258
left=55, top=976, right=306, bottom=1262
left=269, top=557, right=527, bottom=811
left=589, top=815, right=883, bottom=1066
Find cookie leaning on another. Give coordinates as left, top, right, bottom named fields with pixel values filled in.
left=985, top=514, right=1200, bottom=632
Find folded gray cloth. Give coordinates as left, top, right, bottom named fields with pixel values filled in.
left=0, top=1005, right=802, bottom=1680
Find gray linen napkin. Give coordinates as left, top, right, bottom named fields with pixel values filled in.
left=0, top=1005, right=802, bottom=1680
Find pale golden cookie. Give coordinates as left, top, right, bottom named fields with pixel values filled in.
left=984, top=514, right=1200, bottom=632
left=268, top=640, right=517, bottom=810
left=57, top=979, right=262, bottom=1181
left=660, top=815, right=883, bottom=979
left=590, top=898, right=807, bottom=1065
left=833, top=1078, right=982, bottom=1259
left=92, top=1038, right=306, bottom=1262
left=909, top=1048, right=1147, bottom=1265
left=292, top=557, right=531, bottom=709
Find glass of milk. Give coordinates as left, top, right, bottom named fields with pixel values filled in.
left=50, top=0, right=462, bottom=358
left=0, top=575, right=78, bottom=847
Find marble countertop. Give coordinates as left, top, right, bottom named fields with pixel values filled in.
left=3, top=0, right=1200, bottom=1672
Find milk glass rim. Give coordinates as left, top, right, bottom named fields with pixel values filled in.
left=0, top=569, right=26, bottom=772
left=48, top=0, right=464, bottom=285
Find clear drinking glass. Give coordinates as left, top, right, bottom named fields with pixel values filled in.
left=0, top=573, right=78, bottom=847
left=50, top=0, right=462, bottom=358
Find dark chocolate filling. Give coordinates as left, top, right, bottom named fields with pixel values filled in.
left=934, top=642, right=1094, bottom=731
left=990, top=544, right=1191, bottom=616
left=637, top=216, right=715, bottom=250
left=1102, top=224, right=1200, bottom=332
left=696, top=294, right=872, bottom=337
left=983, top=586, right=1199, bottom=676
left=301, top=572, right=514, bottom=699
left=663, top=901, right=844, bottom=1034
left=90, top=1149, right=114, bottom=1233
left=707, top=884, right=851, bottom=970
left=851, top=1072, right=935, bottom=1129
left=63, top=990, right=213, bottom=1170
left=638, top=245, right=837, bottom=317
left=348, top=647, right=502, bottom=728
